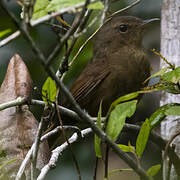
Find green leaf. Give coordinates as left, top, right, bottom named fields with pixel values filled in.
left=88, top=2, right=104, bottom=9
left=0, top=29, right=11, bottom=38
left=161, top=67, right=180, bottom=84
left=149, top=103, right=180, bottom=129
left=146, top=164, right=161, bottom=177
left=106, top=100, right=137, bottom=141
left=32, top=0, right=50, bottom=19
left=136, top=118, right=150, bottom=158
left=144, top=67, right=168, bottom=84
left=42, top=77, right=57, bottom=104
left=109, top=88, right=162, bottom=113
left=32, top=0, right=103, bottom=19
left=109, top=92, right=139, bottom=111
left=94, top=101, right=102, bottom=158
left=46, top=0, right=85, bottom=12
left=165, top=105, right=180, bottom=116
left=117, top=144, right=135, bottom=153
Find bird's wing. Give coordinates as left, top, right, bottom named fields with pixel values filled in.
left=70, top=60, right=110, bottom=105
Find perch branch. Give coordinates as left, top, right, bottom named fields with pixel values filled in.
left=37, top=128, right=92, bottom=180
left=16, top=125, right=82, bottom=180
left=0, top=97, right=28, bottom=111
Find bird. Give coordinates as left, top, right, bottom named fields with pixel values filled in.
left=68, top=16, right=158, bottom=117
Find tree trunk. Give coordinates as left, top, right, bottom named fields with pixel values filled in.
left=161, top=0, right=180, bottom=179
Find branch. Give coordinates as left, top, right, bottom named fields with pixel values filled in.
left=59, top=9, right=92, bottom=77
left=16, top=143, right=35, bottom=180
left=31, top=99, right=82, bottom=122
left=46, top=0, right=91, bottom=66
left=0, top=97, right=27, bottom=111
left=15, top=125, right=81, bottom=180
left=0, top=97, right=82, bottom=123
left=100, top=0, right=109, bottom=26
left=31, top=116, right=45, bottom=179
left=109, top=0, right=141, bottom=18
left=123, top=124, right=180, bottom=176
left=30, top=0, right=98, bottom=26
left=0, top=30, right=20, bottom=47
left=42, top=125, right=81, bottom=140
left=0, top=0, right=98, bottom=48
left=37, top=128, right=92, bottom=180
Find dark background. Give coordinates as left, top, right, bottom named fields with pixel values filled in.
left=0, top=0, right=161, bottom=179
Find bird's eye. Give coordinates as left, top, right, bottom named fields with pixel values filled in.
left=119, top=24, right=128, bottom=32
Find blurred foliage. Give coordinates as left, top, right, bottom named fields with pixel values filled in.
left=32, top=0, right=104, bottom=19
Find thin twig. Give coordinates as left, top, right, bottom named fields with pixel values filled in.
left=123, top=124, right=180, bottom=177
left=15, top=125, right=82, bottom=180
left=152, top=48, right=175, bottom=70
left=31, top=0, right=98, bottom=26
left=55, top=87, right=82, bottom=180
left=59, top=10, right=92, bottom=76
left=41, top=125, right=81, bottom=141
left=31, top=117, right=45, bottom=179
left=16, top=144, right=35, bottom=180
left=74, top=11, right=100, bottom=38
left=0, top=0, right=99, bottom=48
left=164, top=132, right=180, bottom=160
left=0, top=97, right=28, bottom=111
left=69, top=25, right=102, bottom=67
left=46, top=0, right=91, bottom=66
left=37, top=128, right=92, bottom=180
left=100, top=0, right=109, bottom=26
left=0, top=31, right=20, bottom=47
left=108, top=0, right=141, bottom=18
left=31, top=99, right=82, bottom=122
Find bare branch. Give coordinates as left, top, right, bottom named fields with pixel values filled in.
left=16, top=126, right=88, bottom=180
left=109, top=0, right=141, bottom=18
left=37, top=128, right=92, bottom=180
left=16, top=144, right=35, bottom=180
left=0, top=97, right=27, bottom=111
left=41, top=126, right=81, bottom=141
left=100, top=0, right=109, bottom=26
left=0, top=30, right=20, bottom=47
left=31, top=117, right=45, bottom=179
left=164, top=132, right=180, bottom=160
left=31, top=99, right=82, bottom=122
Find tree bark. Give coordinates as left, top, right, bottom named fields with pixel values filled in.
left=161, top=0, right=180, bottom=179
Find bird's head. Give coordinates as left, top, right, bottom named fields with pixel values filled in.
left=94, top=16, right=159, bottom=50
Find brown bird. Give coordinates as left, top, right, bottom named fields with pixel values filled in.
left=68, top=16, right=159, bottom=117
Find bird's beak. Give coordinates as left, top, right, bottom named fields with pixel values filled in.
left=140, top=18, right=160, bottom=33
left=141, top=18, right=160, bottom=28
left=143, top=18, right=160, bottom=25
